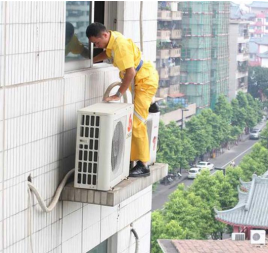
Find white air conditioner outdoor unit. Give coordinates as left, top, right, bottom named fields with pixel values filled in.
left=74, top=102, right=134, bottom=191
left=251, top=230, right=266, bottom=245
left=232, top=233, right=245, bottom=241
left=147, top=112, right=160, bottom=166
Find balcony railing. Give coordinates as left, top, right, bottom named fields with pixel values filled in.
left=157, top=30, right=171, bottom=40
left=171, top=29, right=182, bottom=39
left=169, top=65, right=180, bottom=76
left=171, top=11, right=182, bottom=20
left=157, top=49, right=170, bottom=59
left=170, top=48, right=181, bottom=57
left=159, top=67, right=169, bottom=79
left=157, top=87, right=169, bottom=98
left=158, top=10, right=172, bottom=21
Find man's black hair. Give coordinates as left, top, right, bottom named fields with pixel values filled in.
left=86, top=22, right=107, bottom=38
left=66, top=22, right=74, bottom=40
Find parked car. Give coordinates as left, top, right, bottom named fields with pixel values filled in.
left=188, top=168, right=201, bottom=179
left=196, top=161, right=214, bottom=171
left=249, top=129, right=260, bottom=140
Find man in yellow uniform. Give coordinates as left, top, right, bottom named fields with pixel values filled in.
left=86, top=22, right=159, bottom=177
left=65, top=22, right=89, bottom=58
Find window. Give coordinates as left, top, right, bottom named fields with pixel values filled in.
left=266, top=26, right=268, bottom=30
left=65, top=1, right=117, bottom=72
left=65, top=2, right=91, bottom=62
left=87, top=240, right=108, bottom=253
left=266, top=18, right=268, bottom=22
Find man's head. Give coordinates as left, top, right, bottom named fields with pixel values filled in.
left=66, top=22, right=74, bottom=45
left=86, top=22, right=110, bottom=48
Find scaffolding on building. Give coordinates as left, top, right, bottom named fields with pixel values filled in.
left=179, top=1, right=230, bottom=113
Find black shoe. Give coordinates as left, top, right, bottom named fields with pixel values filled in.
left=149, top=102, right=160, bottom=113
left=129, top=161, right=150, bottom=177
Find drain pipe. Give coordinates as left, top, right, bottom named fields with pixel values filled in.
left=27, top=169, right=75, bottom=213
left=140, top=1, right=143, bottom=53
left=130, top=226, right=140, bottom=253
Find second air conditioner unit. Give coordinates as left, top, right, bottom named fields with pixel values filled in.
left=74, top=102, right=134, bottom=191
left=231, top=233, right=245, bottom=241
left=251, top=230, right=266, bottom=245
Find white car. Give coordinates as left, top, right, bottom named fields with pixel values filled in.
left=197, top=161, right=214, bottom=171
left=188, top=168, right=201, bottom=179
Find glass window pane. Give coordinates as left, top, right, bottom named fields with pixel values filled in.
left=65, top=1, right=91, bottom=62
left=87, top=240, right=107, bottom=253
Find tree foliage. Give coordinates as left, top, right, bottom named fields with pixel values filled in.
left=248, top=66, right=268, bottom=98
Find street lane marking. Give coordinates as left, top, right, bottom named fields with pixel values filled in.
left=211, top=145, right=255, bottom=175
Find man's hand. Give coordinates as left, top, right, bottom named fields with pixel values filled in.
left=104, top=95, right=121, bottom=102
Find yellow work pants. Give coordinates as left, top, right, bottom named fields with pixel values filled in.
left=130, top=66, right=158, bottom=163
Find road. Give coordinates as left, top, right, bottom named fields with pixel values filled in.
left=152, top=120, right=267, bottom=211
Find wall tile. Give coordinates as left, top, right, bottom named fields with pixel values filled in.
left=85, top=72, right=105, bottom=100
left=4, top=237, right=28, bottom=253
left=0, top=89, right=2, bottom=120
left=0, top=121, right=2, bottom=152
left=0, top=152, right=2, bottom=183
left=64, top=75, right=86, bottom=105
left=0, top=2, right=5, bottom=24
left=63, top=201, right=82, bottom=218
left=0, top=57, right=3, bottom=86
left=0, top=25, right=4, bottom=56
left=62, top=233, right=81, bottom=253
left=82, top=222, right=101, bottom=253
left=0, top=221, right=2, bottom=252
left=4, top=181, right=27, bottom=219
left=82, top=204, right=101, bottom=230
left=4, top=210, right=27, bottom=248
left=62, top=209, right=82, bottom=242
left=64, top=101, right=84, bottom=132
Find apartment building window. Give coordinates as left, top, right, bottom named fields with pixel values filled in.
left=65, top=1, right=92, bottom=62
left=65, top=1, right=117, bottom=72
left=266, top=18, right=268, bottom=22
left=266, top=26, right=268, bottom=30
left=87, top=240, right=108, bottom=253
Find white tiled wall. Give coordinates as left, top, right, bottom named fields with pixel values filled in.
left=1, top=1, right=157, bottom=253
left=117, top=1, right=158, bottom=62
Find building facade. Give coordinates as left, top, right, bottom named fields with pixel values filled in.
left=0, top=2, right=163, bottom=253
left=229, top=20, right=250, bottom=99
left=179, top=2, right=229, bottom=113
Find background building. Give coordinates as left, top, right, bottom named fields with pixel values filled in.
left=229, top=19, right=250, bottom=99
left=0, top=2, right=167, bottom=253
left=179, top=2, right=229, bottom=113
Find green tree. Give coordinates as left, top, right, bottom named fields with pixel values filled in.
left=214, top=94, right=232, bottom=123
left=248, top=66, right=268, bottom=98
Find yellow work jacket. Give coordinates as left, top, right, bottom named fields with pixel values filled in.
left=105, top=31, right=157, bottom=87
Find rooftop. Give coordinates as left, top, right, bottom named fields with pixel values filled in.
left=247, top=1, right=268, bottom=9
left=257, top=51, right=268, bottom=58
left=158, top=239, right=268, bottom=253
left=215, top=174, right=268, bottom=229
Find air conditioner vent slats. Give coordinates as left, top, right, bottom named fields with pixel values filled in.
left=77, top=114, right=100, bottom=187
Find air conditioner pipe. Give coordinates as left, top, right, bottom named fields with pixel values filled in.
left=103, top=81, right=130, bottom=103
left=27, top=169, right=75, bottom=213
left=131, top=228, right=140, bottom=253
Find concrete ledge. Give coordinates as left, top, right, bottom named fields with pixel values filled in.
left=61, top=163, right=168, bottom=206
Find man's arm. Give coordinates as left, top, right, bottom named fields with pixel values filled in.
left=93, top=51, right=108, bottom=63
left=104, top=67, right=136, bottom=102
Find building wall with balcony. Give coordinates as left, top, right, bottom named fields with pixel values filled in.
left=0, top=2, right=158, bottom=253
left=229, top=20, right=250, bottom=100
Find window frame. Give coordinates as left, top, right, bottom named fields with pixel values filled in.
left=64, top=1, right=118, bottom=73
left=65, top=1, right=94, bottom=72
